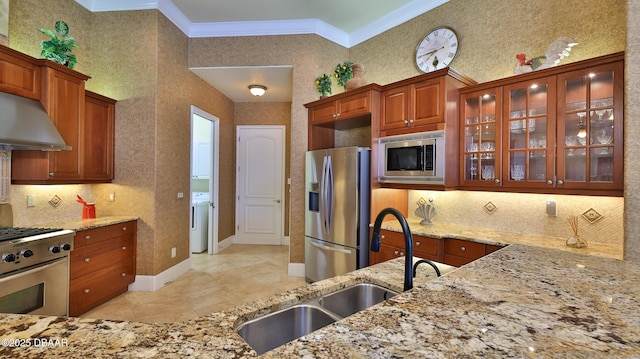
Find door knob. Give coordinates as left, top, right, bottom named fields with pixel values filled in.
left=274, top=199, right=281, bottom=203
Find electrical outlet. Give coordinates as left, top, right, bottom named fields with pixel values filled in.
left=109, top=193, right=115, bottom=202
left=546, top=200, right=557, bottom=216
left=26, top=194, right=35, bottom=207
left=171, top=247, right=176, bottom=258
left=177, top=192, right=184, bottom=199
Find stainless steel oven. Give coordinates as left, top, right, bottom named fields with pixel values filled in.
left=0, top=225, right=74, bottom=316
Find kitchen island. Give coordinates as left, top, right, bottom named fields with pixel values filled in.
left=0, top=239, right=639, bottom=357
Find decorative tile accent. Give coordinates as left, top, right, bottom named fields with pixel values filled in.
left=582, top=208, right=603, bottom=224
left=483, top=201, right=497, bottom=214
left=49, top=195, right=62, bottom=208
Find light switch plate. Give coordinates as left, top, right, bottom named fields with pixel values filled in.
left=27, top=194, right=35, bottom=207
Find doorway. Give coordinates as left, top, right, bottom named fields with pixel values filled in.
left=190, top=106, right=220, bottom=255
left=235, top=125, right=285, bottom=245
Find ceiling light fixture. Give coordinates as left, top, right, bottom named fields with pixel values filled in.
left=248, top=85, right=267, bottom=97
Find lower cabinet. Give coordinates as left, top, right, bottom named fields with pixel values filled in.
left=444, top=238, right=503, bottom=267
left=69, top=221, right=137, bottom=316
left=370, top=229, right=442, bottom=265
left=369, top=229, right=504, bottom=267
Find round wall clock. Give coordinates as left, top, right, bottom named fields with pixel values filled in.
left=415, top=26, right=459, bottom=73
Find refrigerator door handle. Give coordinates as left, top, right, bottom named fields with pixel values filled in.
left=326, top=155, right=334, bottom=232
left=320, top=155, right=328, bottom=235
left=309, top=238, right=353, bottom=254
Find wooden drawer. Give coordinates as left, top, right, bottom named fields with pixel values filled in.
left=444, top=238, right=485, bottom=260
left=70, top=235, right=134, bottom=280
left=443, top=254, right=474, bottom=267
left=74, top=221, right=136, bottom=249
left=413, top=234, right=440, bottom=259
left=69, top=259, right=135, bottom=316
left=377, top=229, right=406, bottom=248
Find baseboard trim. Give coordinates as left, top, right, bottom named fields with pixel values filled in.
left=218, top=235, right=234, bottom=252
left=129, top=258, right=191, bottom=292
left=283, top=236, right=290, bottom=246
left=288, top=262, right=305, bottom=277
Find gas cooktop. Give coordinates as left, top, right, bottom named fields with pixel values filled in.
left=0, top=227, right=64, bottom=242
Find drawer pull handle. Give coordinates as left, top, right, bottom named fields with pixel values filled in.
left=85, top=235, right=91, bottom=240
left=84, top=289, right=90, bottom=294
left=460, top=246, right=466, bottom=252
left=122, top=227, right=127, bottom=231
left=122, top=246, right=126, bottom=250
left=121, top=273, right=126, bottom=277
left=416, top=241, right=421, bottom=246
left=84, top=258, right=90, bottom=262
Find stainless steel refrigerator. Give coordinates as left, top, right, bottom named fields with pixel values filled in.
left=305, top=147, right=370, bottom=282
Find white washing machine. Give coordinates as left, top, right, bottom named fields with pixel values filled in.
left=190, top=192, right=209, bottom=253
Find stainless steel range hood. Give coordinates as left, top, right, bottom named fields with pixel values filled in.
left=0, top=91, right=71, bottom=151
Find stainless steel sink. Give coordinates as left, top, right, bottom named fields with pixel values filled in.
left=236, top=304, right=340, bottom=355
left=318, top=283, right=398, bottom=317
left=235, top=283, right=398, bottom=354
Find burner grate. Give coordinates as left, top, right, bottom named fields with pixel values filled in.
left=0, top=227, right=64, bottom=242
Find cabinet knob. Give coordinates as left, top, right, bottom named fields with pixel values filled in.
left=49, top=172, right=55, bottom=176
left=416, top=241, right=421, bottom=246
left=121, top=273, right=126, bottom=277
left=394, top=250, right=399, bottom=255
left=122, top=246, right=126, bottom=250
left=460, top=246, right=466, bottom=252
left=494, top=179, right=500, bottom=184
left=84, top=289, right=90, bottom=294
left=84, top=258, right=90, bottom=262
left=122, top=227, right=127, bottom=231
left=557, top=180, right=564, bottom=185
left=547, top=179, right=553, bottom=185
left=380, top=234, right=385, bottom=240
left=85, top=235, right=91, bottom=240
left=408, top=119, right=414, bottom=124
left=400, top=252, right=404, bottom=256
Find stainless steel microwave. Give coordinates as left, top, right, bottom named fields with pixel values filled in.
left=379, top=130, right=445, bottom=184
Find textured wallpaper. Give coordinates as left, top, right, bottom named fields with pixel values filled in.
left=5, top=0, right=635, bottom=272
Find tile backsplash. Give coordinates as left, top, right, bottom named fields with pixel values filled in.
left=408, top=190, right=623, bottom=246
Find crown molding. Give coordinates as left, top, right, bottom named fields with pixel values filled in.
left=75, top=0, right=448, bottom=48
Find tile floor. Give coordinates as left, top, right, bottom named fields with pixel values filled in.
left=80, top=245, right=307, bottom=323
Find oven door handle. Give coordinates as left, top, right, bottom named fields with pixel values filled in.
left=0, top=257, right=67, bottom=280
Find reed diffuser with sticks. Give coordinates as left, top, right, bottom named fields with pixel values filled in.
left=566, top=215, right=588, bottom=248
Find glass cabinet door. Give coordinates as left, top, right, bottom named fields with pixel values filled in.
left=503, top=77, right=555, bottom=188
left=556, top=61, right=623, bottom=191
left=460, top=89, right=501, bottom=186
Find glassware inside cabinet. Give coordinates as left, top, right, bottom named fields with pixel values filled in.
left=462, top=92, right=498, bottom=182
left=562, top=69, right=615, bottom=184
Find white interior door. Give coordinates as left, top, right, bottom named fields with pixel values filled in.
left=190, top=106, right=219, bottom=255
left=235, top=125, right=285, bottom=245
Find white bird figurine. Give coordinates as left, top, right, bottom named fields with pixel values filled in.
left=514, top=36, right=578, bottom=74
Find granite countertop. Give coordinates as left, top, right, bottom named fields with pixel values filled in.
left=30, top=216, right=139, bottom=231
left=1, top=244, right=639, bottom=358
left=378, top=217, right=623, bottom=260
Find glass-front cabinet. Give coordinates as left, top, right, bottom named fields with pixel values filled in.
left=460, top=89, right=502, bottom=187
left=502, top=76, right=555, bottom=189
left=556, top=61, right=623, bottom=191
left=459, top=52, right=623, bottom=195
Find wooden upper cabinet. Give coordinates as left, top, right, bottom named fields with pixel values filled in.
left=83, top=91, right=116, bottom=181
left=11, top=58, right=117, bottom=184
left=0, top=45, right=41, bottom=99
left=381, top=77, right=442, bottom=132
left=459, top=52, right=624, bottom=196
left=380, top=68, right=476, bottom=136
left=305, top=84, right=381, bottom=150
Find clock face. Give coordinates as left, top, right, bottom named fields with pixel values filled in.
left=415, top=27, right=458, bottom=73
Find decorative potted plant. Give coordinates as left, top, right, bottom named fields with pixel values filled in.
left=315, top=73, right=332, bottom=98
left=38, top=21, right=79, bottom=69
left=334, top=61, right=353, bottom=89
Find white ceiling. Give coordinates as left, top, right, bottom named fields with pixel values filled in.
left=75, top=0, right=448, bottom=102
